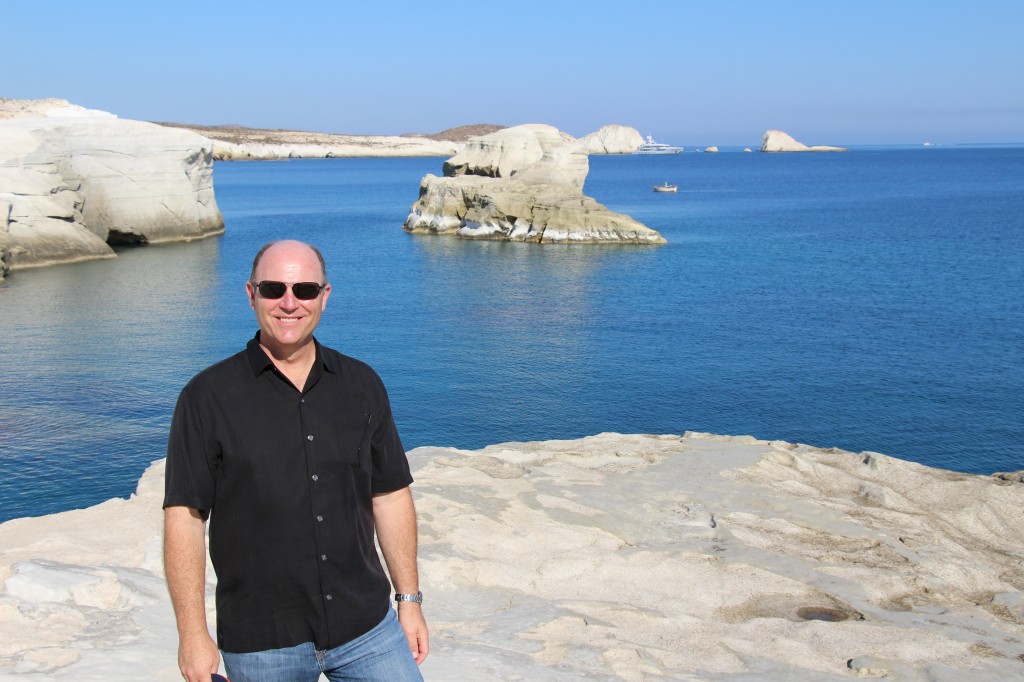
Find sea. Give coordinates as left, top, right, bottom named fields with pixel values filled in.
left=1, top=146, right=1022, bottom=523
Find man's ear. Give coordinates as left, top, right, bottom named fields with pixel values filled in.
left=246, top=281, right=256, bottom=310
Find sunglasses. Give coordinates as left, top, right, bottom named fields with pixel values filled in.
left=252, top=280, right=326, bottom=300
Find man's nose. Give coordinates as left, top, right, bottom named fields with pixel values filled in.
left=279, top=286, right=300, bottom=308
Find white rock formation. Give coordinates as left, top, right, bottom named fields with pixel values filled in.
left=705, top=145, right=720, bottom=153
left=761, top=129, right=847, bottom=152
left=405, top=125, right=665, bottom=244
left=442, top=124, right=579, bottom=180
left=0, top=99, right=223, bottom=278
left=1, top=433, right=1021, bottom=680
left=577, top=124, right=645, bottom=154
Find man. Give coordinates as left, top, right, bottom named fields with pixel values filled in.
left=164, top=240, right=428, bottom=682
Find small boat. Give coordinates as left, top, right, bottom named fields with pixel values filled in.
left=652, top=182, right=678, bottom=193
left=635, top=135, right=684, bottom=154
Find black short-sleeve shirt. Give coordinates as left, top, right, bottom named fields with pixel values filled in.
left=163, top=334, right=413, bottom=654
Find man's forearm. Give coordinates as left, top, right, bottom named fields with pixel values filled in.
left=372, top=487, right=420, bottom=593
left=164, top=505, right=210, bottom=635
left=164, top=505, right=221, bottom=681
left=373, top=486, right=429, bottom=664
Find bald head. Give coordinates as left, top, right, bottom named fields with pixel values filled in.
left=250, top=240, right=327, bottom=283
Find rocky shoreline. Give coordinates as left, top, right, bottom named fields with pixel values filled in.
left=155, top=121, right=466, bottom=160
left=1, top=432, right=1020, bottom=680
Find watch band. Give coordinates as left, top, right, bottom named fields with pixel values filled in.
left=394, top=591, right=423, bottom=604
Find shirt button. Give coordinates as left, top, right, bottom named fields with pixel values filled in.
left=307, top=434, right=314, bottom=441
left=321, top=554, right=327, bottom=561
left=311, top=474, right=319, bottom=482
left=325, top=594, right=333, bottom=601
left=316, top=515, right=323, bottom=522
left=300, top=398, right=305, bottom=404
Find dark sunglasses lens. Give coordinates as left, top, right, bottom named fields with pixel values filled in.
left=292, top=283, right=322, bottom=300
left=257, top=281, right=287, bottom=298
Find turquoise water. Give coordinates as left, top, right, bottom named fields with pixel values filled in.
left=1, top=148, right=1022, bottom=522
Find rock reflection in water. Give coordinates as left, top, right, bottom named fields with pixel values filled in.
left=0, top=238, right=224, bottom=521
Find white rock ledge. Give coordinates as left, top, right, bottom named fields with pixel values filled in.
left=1, top=433, right=1021, bottom=680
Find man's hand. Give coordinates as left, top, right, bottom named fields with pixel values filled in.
left=397, top=602, right=429, bottom=665
left=178, top=630, right=221, bottom=682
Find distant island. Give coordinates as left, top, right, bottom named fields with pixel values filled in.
left=760, top=129, right=847, bottom=152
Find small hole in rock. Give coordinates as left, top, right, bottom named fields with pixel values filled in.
left=797, top=607, right=850, bottom=622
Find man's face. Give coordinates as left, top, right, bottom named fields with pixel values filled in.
left=246, top=242, right=331, bottom=355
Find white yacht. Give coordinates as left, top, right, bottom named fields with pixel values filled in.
left=635, top=135, right=684, bottom=154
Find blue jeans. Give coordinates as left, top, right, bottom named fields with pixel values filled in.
left=222, top=608, right=422, bottom=682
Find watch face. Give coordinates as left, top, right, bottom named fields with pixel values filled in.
left=396, top=592, right=423, bottom=603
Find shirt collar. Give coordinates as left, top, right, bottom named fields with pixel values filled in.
left=245, top=332, right=335, bottom=377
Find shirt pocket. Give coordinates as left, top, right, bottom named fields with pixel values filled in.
left=329, top=411, right=375, bottom=469
left=354, top=412, right=375, bottom=471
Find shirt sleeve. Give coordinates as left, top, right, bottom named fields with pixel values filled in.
left=163, top=383, right=217, bottom=517
left=369, top=378, right=414, bottom=494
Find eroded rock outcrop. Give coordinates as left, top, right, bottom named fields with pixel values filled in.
left=404, top=124, right=665, bottom=244
left=577, top=124, right=645, bottom=154
left=0, top=99, right=223, bottom=278
left=760, top=129, right=847, bottom=152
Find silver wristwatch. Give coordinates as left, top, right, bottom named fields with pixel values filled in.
left=394, top=591, right=423, bottom=604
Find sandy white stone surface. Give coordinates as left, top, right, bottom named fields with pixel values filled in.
left=1, top=433, right=1021, bottom=680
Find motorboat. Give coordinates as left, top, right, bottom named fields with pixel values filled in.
left=635, top=135, right=684, bottom=154
left=652, top=182, right=678, bottom=193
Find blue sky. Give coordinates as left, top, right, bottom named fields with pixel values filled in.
left=3, top=1, right=1021, bottom=145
